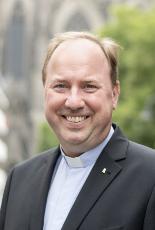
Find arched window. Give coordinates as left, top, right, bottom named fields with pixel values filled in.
left=64, top=10, right=91, bottom=31
left=2, top=1, right=27, bottom=80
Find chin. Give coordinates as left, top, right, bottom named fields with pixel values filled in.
left=62, top=135, right=86, bottom=145
left=67, top=139, right=84, bottom=145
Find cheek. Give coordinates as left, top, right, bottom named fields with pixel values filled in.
left=44, top=89, right=53, bottom=102
left=44, top=91, right=65, bottom=112
left=86, top=92, right=113, bottom=111
left=44, top=91, right=55, bottom=112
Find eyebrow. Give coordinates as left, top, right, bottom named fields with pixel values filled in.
left=49, top=78, right=67, bottom=83
left=48, top=76, right=100, bottom=84
left=83, top=80, right=98, bottom=83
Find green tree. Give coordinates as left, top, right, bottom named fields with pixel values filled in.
left=99, top=5, right=155, bottom=148
left=37, top=122, right=59, bottom=152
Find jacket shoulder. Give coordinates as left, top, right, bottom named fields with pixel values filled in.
left=13, top=146, right=59, bottom=172
left=129, top=140, right=155, bottom=156
left=127, top=140, right=155, bottom=171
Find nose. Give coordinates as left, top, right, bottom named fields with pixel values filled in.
left=65, top=88, right=85, bottom=110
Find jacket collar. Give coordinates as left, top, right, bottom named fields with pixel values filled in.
left=104, top=124, right=128, bottom=161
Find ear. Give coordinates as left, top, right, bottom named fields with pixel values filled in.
left=112, top=80, right=120, bottom=110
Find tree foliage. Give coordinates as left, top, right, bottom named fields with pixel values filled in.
left=37, top=122, right=59, bottom=152
left=99, top=5, right=155, bottom=148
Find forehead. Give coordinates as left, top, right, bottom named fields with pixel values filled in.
left=48, top=38, right=108, bottom=69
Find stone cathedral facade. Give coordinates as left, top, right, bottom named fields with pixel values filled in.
left=0, top=0, right=153, bottom=171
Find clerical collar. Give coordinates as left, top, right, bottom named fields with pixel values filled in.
left=60, top=126, right=114, bottom=168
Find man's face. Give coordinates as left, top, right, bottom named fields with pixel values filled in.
left=44, top=39, right=119, bottom=156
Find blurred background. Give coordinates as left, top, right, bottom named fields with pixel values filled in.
left=0, top=0, right=155, bottom=204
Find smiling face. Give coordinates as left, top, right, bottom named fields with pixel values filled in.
left=44, top=39, right=120, bottom=156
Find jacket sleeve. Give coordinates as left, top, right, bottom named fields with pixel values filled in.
left=143, top=183, right=155, bottom=230
left=0, top=169, right=14, bottom=230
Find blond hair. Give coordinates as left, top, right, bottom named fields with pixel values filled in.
left=42, top=31, right=120, bottom=85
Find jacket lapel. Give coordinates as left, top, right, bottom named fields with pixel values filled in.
left=29, top=147, right=60, bottom=230
left=62, top=126, right=128, bottom=230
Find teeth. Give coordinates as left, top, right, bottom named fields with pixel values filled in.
left=66, top=116, right=86, bottom=123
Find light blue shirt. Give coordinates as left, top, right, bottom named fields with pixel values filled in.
left=43, top=127, right=114, bottom=230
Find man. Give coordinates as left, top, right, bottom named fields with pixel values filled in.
left=0, top=32, right=155, bottom=230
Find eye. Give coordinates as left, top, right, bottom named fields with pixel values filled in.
left=83, top=84, right=98, bottom=92
left=53, top=82, right=69, bottom=92
left=85, top=84, right=96, bottom=88
left=54, top=83, right=67, bottom=88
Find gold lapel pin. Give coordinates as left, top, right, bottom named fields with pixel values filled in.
left=102, top=168, right=107, bottom=174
